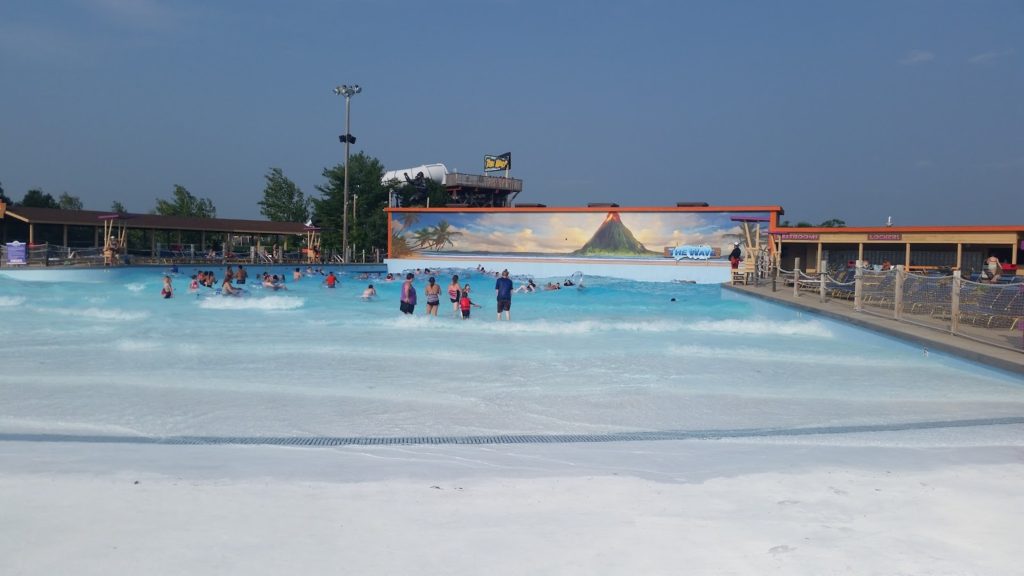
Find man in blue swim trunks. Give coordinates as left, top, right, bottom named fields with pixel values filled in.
left=495, top=269, right=513, bottom=321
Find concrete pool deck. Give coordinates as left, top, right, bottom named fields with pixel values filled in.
left=724, top=282, right=1024, bottom=376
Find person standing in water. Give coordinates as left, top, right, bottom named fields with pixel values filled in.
left=400, top=273, right=417, bottom=314
left=495, top=269, right=513, bottom=321
left=161, top=275, right=173, bottom=299
left=424, top=276, right=441, bottom=316
left=459, top=284, right=481, bottom=319
left=448, top=275, right=461, bottom=317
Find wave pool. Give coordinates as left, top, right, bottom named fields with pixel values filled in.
left=1, top=265, right=1022, bottom=441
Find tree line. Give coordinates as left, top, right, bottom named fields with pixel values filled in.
left=0, top=153, right=445, bottom=254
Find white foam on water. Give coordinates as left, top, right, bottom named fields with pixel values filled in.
left=30, top=306, right=150, bottom=321
left=197, top=295, right=305, bottom=311
left=124, top=283, right=147, bottom=293
left=366, top=316, right=694, bottom=335
left=0, top=296, right=26, bottom=307
left=114, top=339, right=161, bottom=352
left=667, top=344, right=904, bottom=367
left=686, top=318, right=833, bottom=338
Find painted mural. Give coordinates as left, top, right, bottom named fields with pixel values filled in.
left=390, top=211, right=766, bottom=261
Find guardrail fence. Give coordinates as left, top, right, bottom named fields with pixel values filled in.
left=777, top=261, right=1023, bottom=352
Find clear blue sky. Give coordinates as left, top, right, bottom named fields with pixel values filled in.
left=1, top=0, right=1021, bottom=225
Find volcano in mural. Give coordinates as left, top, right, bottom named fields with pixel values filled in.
left=572, top=212, right=660, bottom=257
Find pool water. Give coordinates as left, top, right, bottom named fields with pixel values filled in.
left=0, top=266, right=1021, bottom=439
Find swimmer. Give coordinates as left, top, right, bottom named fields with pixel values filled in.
left=221, top=276, right=239, bottom=296
left=263, top=274, right=287, bottom=291
left=161, top=275, right=173, bottom=299
left=188, top=275, right=199, bottom=292
left=293, top=268, right=302, bottom=281
left=515, top=279, right=537, bottom=293
left=362, top=284, right=377, bottom=300
left=325, top=271, right=338, bottom=288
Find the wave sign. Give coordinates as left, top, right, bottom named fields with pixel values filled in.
left=5, top=241, right=26, bottom=265
left=670, top=245, right=713, bottom=261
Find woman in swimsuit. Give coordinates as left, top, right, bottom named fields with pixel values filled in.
left=424, top=276, right=441, bottom=316
left=448, top=275, right=461, bottom=317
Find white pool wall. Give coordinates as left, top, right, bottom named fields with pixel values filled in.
left=386, top=256, right=732, bottom=283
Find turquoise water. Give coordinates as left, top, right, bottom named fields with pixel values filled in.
left=0, top=266, right=1021, bottom=439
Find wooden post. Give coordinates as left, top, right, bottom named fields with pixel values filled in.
left=854, top=260, right=863, bottom=311
left=951, top=271, right=961, bottom=334
left=62, top=224, right=68, bottom=248
left=858, top=242, right=863, bottom=263
left=894, top=265, right=904, bottom=320
left=905, top=243, right=911, bottom=269
left=819, top=259, right=827, bottom=303
left=956, top=243, right=963, bottom=271
left=793, top=257, right=800, bottom=298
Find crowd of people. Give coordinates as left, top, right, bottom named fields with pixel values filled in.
left=160, top=264, right=585, bottom=321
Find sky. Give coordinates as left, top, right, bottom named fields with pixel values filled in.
left=0, top=0, right=1021, bottom=226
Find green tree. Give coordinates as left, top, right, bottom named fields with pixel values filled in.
left=818, top=218, right=846, bottom=228
left=0, top=181, right=11, bottom=205
left=424, top=179, right=449, bottom=208
left=20, top=188, right=59, bottom=208
left=154, top=185, right=216, bottom=218
left=258, top=167, right=310, bottom=222
left=111, top=201, right=128, bottom=214
left=57, top=192, right=83, bottom=210
left=312, top=152, right=387, bottom=256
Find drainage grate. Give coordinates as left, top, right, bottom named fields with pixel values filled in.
left=2, top=416, right=1023, bottom=447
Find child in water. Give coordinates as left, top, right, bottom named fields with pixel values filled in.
left=161, top=275, right=173, bottom=299
left=459, top=284, right=481, bottom=319
left=362, top=284, right=377, bottom=300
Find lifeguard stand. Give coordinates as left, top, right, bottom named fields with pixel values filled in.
left=99, top=214, right=127, bottom=266
left=730, top=216, right=771, bottom=284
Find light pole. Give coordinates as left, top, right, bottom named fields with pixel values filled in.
left=333, top=83, right=361, bottom=262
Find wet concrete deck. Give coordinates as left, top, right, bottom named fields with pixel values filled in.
left=724, top=281, right=1024, bottom=376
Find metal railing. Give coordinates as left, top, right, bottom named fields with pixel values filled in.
left=777, top=260, right=1023, bottom=352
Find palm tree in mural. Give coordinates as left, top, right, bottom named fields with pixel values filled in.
left=390, top=231, right=414, bottom=257
left=411, top=227, right=435, bottom=249
left=397, top=213, right=420, bottom=232
left=429, top=221, right=462, bottom=250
